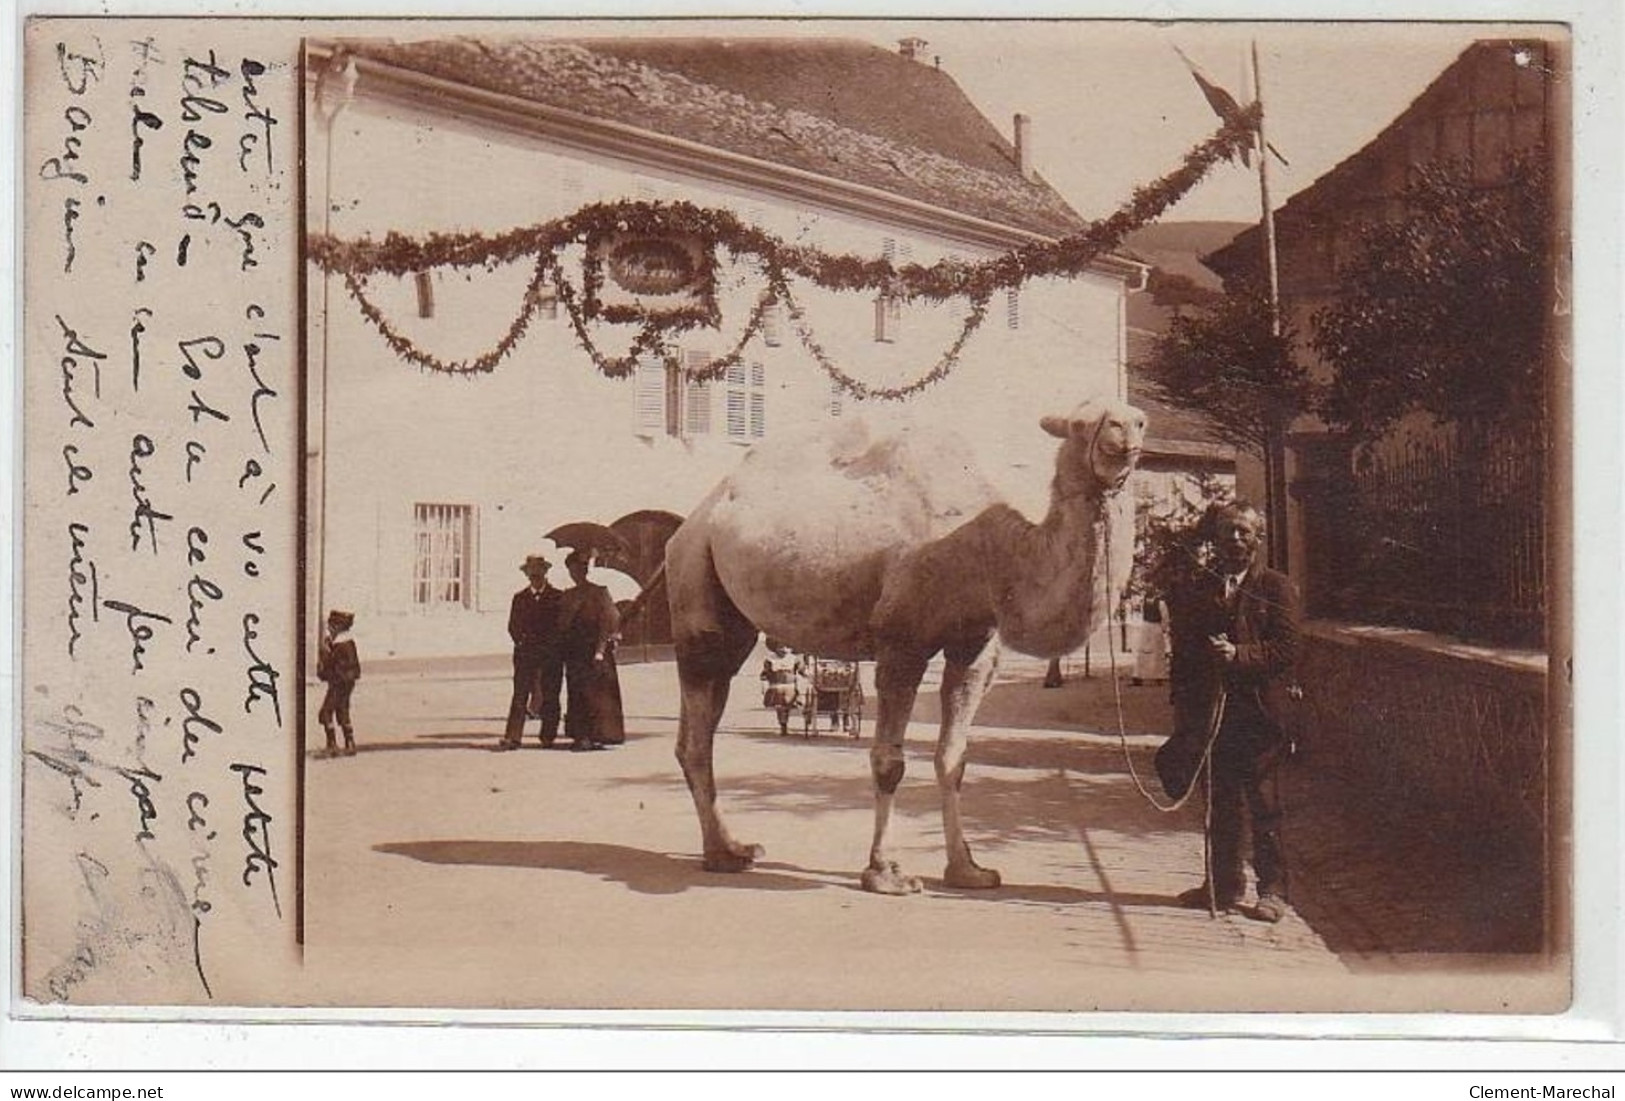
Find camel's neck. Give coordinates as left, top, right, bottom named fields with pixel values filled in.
left=983, top=477, right=1118, bottom=659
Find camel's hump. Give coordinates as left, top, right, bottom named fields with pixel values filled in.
left=723, top=417, right=1001, bottom=535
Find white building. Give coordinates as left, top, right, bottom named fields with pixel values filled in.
left=306, top=36, right=1144, bottom=659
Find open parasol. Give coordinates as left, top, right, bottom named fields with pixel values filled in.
left=545, top=521, right=633, bottom=568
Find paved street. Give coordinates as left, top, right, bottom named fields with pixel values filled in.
left=296, top=646, right=1559, bottom=1014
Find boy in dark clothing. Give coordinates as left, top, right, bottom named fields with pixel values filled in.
left=317, top=609, right=361, bottom=758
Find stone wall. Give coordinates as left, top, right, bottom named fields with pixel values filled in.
left=1286, top=621, right=1552, bottom=954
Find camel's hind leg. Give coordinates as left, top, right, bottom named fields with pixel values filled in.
left=861, top=645, right=930, bottom=895
left=938, top=634, right=1001, bottom=889
left=668, top=524, right=762, bottom=872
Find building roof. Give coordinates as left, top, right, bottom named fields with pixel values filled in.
left=347, top=36, right=1089, bottom=241
left=1126, top=328, right=1236, bottom=464
left=1205, top=38, right=1551, bottom=278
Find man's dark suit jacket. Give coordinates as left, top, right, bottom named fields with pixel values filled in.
left=1159, top=562, right=1301, bottom=796
left=508, top=585, right=563, bottom=654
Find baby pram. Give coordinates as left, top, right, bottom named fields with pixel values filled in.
left=798, top=655, right=864, bottom=738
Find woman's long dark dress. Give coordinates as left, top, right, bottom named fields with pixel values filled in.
left=560, top=581, right=625, bottom=746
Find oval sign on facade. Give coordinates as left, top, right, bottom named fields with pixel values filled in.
left=606, top=237, right=698, bottom=296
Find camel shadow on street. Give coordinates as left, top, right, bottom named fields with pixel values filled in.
left=649, top=734, right=1202, bottom=847
left=375, top=838, right=848, bottom=896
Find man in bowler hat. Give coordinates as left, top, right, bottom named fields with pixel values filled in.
left=497, top=554, right=565, bottom=750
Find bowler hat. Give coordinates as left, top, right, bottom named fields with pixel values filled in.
left=521, top=554, right=552, bottom=573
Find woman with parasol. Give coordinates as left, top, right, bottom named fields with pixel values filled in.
left=554, top=540, right=627, bottom=750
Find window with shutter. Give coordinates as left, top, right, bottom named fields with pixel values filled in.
left=829, top=379, right=845, bottom=419
left=761, top=302, right=782, bottom=347
left=874, top=295, right=901, bottom=343
left=724, top=361, right=768, bottom=442
left=633, top=356, right=667, bottom=436
left=724, top=362, right=748, bottom=440
left=1006, top=287, right=1021, bottom=329
left=683, top=349, right=713, bottom=437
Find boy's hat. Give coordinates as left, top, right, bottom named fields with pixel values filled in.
left=327, top=609, right=355, bottom=631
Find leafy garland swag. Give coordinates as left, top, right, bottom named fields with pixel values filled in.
left=309, top=107, right=1260, bottom=400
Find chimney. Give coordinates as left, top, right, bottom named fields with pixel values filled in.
left=898, top=37, right=928, bottom=62
left=1014, top=113, right=1033, bottom=179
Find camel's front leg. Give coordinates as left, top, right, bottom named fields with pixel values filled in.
left=938, top=635, right=1001, bottom=889
left=861, top=647, right=930, bottom=895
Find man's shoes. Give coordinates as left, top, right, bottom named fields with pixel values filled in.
left=492, top=741, right=520, bottom=752
left=1176, top=884, right=1240, bottom=913
left=570, top=740, right=605, bottom=752
left=539, top=737, right=557, bottom=749
left=1250, top=894, right=1289, bottom=924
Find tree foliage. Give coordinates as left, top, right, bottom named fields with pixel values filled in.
left=1142, top=281, right=1313, bottom=453
left=1125, top=472, right=1235, bottom=609
left=1311, top=157, right=1551, bottom=437
left=1145, top=267, right=1222, bottom=314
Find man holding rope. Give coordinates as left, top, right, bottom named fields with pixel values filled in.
left=1164, top=500, right=1302, bottom=923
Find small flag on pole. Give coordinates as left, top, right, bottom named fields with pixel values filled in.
left=1173, top=46, right=1288, bottom=168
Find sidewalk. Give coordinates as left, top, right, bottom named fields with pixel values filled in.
left=296, top=650, right=1563, bottom=1013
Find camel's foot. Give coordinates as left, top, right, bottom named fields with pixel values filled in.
left=943, top=860, right=1002, bottom=890
left=860, top=861, right=923, bottom=896
left=702, top=842, right=765, bottom=873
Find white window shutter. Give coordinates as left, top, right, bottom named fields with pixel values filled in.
left=683, top=349, right=713, bottom=437
left=633, top=357, right=666, bottom=436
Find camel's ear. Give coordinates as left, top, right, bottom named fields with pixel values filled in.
left=1042, top=399, right=1106, bottom=439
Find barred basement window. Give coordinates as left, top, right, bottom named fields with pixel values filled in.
left=829, top=379, right=845, bottom=419
left=413, top=503, right=476, bottom=609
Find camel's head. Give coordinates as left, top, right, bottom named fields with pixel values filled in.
left=1041, top=398, right=1147, bottom=494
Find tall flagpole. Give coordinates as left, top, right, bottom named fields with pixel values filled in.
left=1251, top=40, right=1289, bottom=572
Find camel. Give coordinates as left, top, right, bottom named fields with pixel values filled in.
left=665, top=397, right=1147, bottom=894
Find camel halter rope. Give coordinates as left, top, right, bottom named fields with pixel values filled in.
left=1099, top=496, right=1231, bottom=917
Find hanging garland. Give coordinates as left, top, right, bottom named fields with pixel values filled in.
left=341, top=252, right=554, bottom=377
left=310, top=106, right=1260, bottom=387
left=552, top=257, right=780, bottom=381
left=781, top=280, right=994, bottom=401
